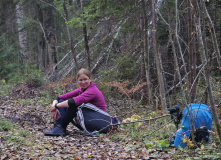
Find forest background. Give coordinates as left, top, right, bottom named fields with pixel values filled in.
left=0, top=0, right=220, bottom=159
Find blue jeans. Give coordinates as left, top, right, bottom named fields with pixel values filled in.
left=55, top=99, right=78, bottom=129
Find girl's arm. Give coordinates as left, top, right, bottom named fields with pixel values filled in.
left=51, top=100, right=69, bottom=111
left=58, top=89, right=80, bottom=100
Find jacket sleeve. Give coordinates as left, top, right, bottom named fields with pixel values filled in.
left=68, top=98, right=75, bottom=108
left=58, top=88, right=81, bottom=100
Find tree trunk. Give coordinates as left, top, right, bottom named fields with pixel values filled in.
left=62, top=0, right=79, bottom=71
left=16, top=1, right=28, bottom=64
left=174, top=0, right=188, bottom=81
left=139, top=6, right=146, bottom=83
left=196, top=2, right=221, bottom=141
left=141, top=0, right=152, bottom=105
left=175, top=0, right=188, bottom=95
left=80, top=0, right=90, bottom=70
left=187, top=0, right=197, bottom=102
left=151, top=0, right=167, bottom=114
left=35, top=3, right=46, bottom=69
left=169, top=31, right=187, bottom=104
left=139, top=3, right=146, bottom=103
left=174, top=0, right=188, bottom=105
left=203, top=2, right=221, bottom=66
left=45, top=0, right=57, bottom=69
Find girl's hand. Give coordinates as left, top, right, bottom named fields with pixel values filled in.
left=50, top=105, right=56, bottom=112
left=50, top=105, right=58, bottom=120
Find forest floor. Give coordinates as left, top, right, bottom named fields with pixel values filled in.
left=0, top=96, right=171, bottom=160
left=0, top=94, right=221, bottom=159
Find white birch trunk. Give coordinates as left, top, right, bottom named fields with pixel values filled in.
left=16, top=2, right=28, bottom=64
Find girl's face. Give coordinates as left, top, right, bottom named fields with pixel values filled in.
left=77, top=74, right=91, bottom=89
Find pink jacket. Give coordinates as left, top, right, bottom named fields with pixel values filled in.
left=58, top=82, right=106, bottom=112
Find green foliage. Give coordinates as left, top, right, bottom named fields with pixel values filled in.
left=144, top=139, right=153, bottom=148
left=157, top=20, right=169, bottom=44
left=156, top=140, right=170, bottom=148
left=80, top=0, right=141, bottom=29
left=100, top=56, right=137, bottom=81
left=121, top=23, right=137, bottom=34
left=0, top=34, right=45, bottom=86
left=16, top=98, right=36, bottom=106
left=54, top=0, right=64, bottom=12
left=54, top=0, right=84, bottom=28
left=23, top=63, right=46, bottom=87
left=97, top=69, right=118, bottom=82
left=115, top=56, right=138, bottom=80
left=92, top=0, right=139, bottom=17
left=0, top=33, right=20, bottom=81
left=68, top=17, right=83, bottom=27
left=18, top=129, right=31, bottom=137
left=83, top=0, right=111, bottom=20
left=156, top=0, right=177, bottom=45
left=39, top=90, right=55, bottom=102
left=0, top=84, right=14, bottom=97
left=7, top=63, right=46, bottom=87
left=0, top=119, right=35, bottom=147
left=144, top=139, right=169, bottom=150
left=168, top=0, right=175, bottom=7
left=0, top=120, right=14, bottom=131
left=42, top=84, right=63, bottom=101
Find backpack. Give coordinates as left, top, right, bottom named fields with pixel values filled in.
left=73, top=103, right=119, bottom=135
left=173, top=103, right=212, bottom=148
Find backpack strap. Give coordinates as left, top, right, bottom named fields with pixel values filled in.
left=78, top=103, right=111, bottom=117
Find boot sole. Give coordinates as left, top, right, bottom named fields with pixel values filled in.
left=44, top=134, right=67, bottom=137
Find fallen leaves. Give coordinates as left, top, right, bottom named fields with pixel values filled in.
left=1, top=104, right=149, bottom=159
left=182, top=135, right=188, bottom=143
left=0, top=97, right=193, bottom=159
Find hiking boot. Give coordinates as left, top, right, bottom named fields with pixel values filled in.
left=44, top=125, right=66, bottom=136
